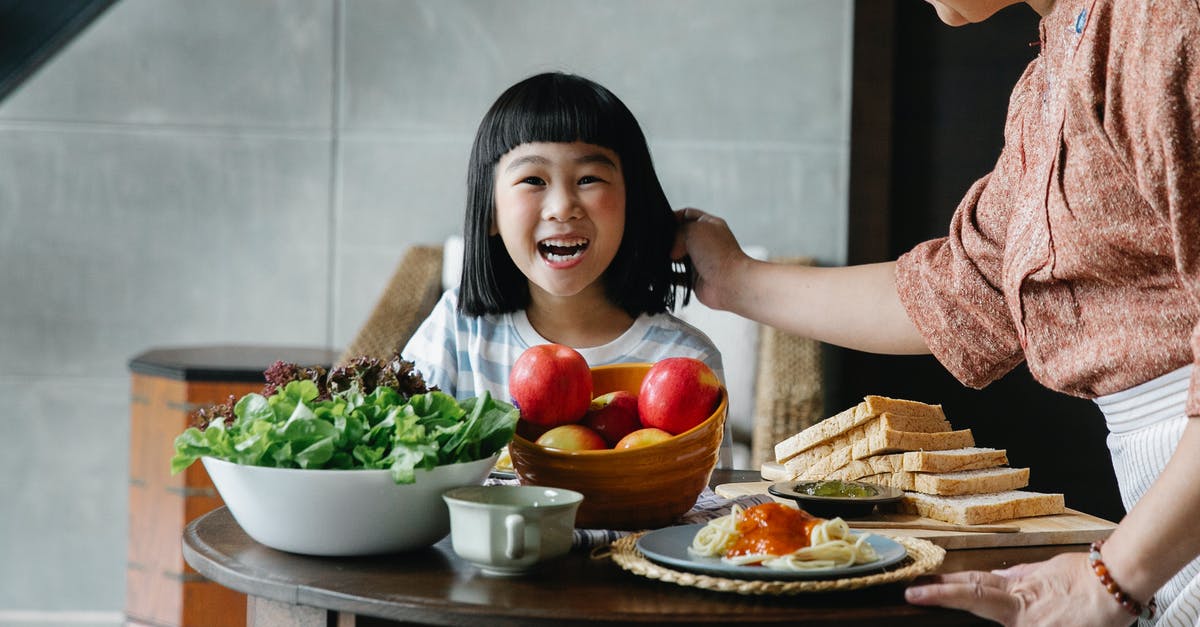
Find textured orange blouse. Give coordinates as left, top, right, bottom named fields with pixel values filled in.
left=895, top=0, right=1200, bottom=415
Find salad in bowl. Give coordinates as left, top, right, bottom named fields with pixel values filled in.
left=171, top=355, right=519, bottom=555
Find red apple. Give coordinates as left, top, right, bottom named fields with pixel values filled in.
left=614, top=427, right=673, bottom=450
left=581, top=391, right=642, bottom=446
left=638, top=357, right=721, bottom=435
left=508, top=344, right=593, bottom=427
left=535, top=424, right=608, bottom=451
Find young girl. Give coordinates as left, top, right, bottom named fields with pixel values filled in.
left=678, top=0, right=1199, bottom=624
left=402, top=72, right=730, bottom=467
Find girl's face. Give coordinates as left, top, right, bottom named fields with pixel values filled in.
left=492, top=141, right=626, bottom=299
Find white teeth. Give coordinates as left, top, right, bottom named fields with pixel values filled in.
left=540, top=237, right=588, bottom=247
left=544, top=251, right=580, bottom=262
left=538, top=237, right=589, bottom=262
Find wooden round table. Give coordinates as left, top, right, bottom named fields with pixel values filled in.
left=182, top=470, right=1079, bottom=626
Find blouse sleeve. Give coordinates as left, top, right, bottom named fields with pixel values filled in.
left=1105, top=0, right=1200, bottom=415
left=895, top=173, right=1026, bottom=389
left=891, top=51, right=1051, bottom=390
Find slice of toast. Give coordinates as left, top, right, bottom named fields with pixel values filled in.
left=897, top=490, right=1065, bottom=525
left=850, top=428, right=975, bottom=460
left=774, top=403, right=869, bottom=464
left=825, top=457, right=897, bottom=481
left=795, top=429, right=975, bottom=480
left=826, top=447, right=1008, bottom=481
left=774, top=396, right=945, bottom=463
left=862, top=395, right=946, bottom=420
left=860, top=466, right=1029, bottom=496
left=899, top=447, right=1008, bottom=473
left=780, top=413, right=951, bottom=478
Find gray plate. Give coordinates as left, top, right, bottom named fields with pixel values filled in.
left=635, top=523, right=907, bottom=580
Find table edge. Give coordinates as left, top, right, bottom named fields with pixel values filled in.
left=183, top=508, right=303, bottom=605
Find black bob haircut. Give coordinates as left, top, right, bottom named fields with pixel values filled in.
left=458, top=71, right=692, bottom=317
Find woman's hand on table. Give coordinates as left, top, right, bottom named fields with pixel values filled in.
left=905, top=552, right=1134, bottom=627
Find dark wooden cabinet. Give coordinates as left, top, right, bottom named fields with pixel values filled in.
left=125, top=345, right=338, bottom=627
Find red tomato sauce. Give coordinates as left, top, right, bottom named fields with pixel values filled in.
left=725, top=503, right=821, bottom=559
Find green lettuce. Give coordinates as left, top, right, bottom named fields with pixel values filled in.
left=170, top=381, right=518, bottom=484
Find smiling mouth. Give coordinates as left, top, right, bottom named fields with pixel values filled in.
left=538, top=237, right=590, bottom=263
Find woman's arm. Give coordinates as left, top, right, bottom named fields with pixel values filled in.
left=906, top=416, right=1200, bottom=624
left=674, top=208, right=930, bottom=355
left=1094, top=416, right=1200, bottom=606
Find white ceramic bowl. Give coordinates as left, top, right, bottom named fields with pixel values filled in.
left=202, top=454, right=497, bottom=556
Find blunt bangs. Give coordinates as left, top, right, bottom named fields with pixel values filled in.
left=474, top=74, right=632, bottom=168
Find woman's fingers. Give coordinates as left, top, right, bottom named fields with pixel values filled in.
left=672, top=207, right=735, bottom=262
left=675, top=207, right=702, bottom=223
left=670, top=208, right=694, bottom=260
left=906, top=570, right=1020, bottom=625
left=675, top=206, right=721, bottom=224
left=909, top=569, right=1012, bottom=590
left=992, top=561, right=1040, bottom=578
left=907, top=555, right=1133, bottom=627
left=670, top=207, right=747, bottom=310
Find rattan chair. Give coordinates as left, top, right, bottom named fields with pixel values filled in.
left=339, top=246, right=824, bottom=470
left=337, top=244, right=444, bottom=366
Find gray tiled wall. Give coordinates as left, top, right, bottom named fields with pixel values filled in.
left=0, top=0, right=853, bottom=622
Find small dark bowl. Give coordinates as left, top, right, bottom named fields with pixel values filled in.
left=768, top=480, right=904, bottom=519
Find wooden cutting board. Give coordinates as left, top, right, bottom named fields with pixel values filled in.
left=715, top=481, right=1117, bottom=550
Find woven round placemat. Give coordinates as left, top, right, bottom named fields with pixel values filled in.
left=608, top=533, right=945, bottom=595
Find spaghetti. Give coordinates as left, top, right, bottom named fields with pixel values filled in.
left=689, top=502, right=879, bottom=570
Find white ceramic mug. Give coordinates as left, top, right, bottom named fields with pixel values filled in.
left=442, top=485, right=583, bottom=575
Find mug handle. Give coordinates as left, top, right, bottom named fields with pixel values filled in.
left=504, top=513, right=525, bottom=560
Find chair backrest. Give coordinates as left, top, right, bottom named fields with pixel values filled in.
left=337, top=245, right=444, bottom=366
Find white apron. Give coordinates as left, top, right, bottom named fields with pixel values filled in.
left=1095, top=365, right=1200, bottom=626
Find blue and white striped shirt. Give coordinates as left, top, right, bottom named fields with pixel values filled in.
left=402, top=288, right=731, bottom=467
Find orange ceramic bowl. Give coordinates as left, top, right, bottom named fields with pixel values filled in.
left=508, top=363, right=727, bottom=530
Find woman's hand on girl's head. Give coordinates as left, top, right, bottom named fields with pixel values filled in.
left=905, top=553, right=1135, bottom=627
left=672, top=208, right=751, bottom=310
left=670, top=207, right=724, bottom=261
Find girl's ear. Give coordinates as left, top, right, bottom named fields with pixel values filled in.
left=488, top=213, right=499, bottom=236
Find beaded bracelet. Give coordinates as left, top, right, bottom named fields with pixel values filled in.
left=1088, top=540, right=1157, bottom=620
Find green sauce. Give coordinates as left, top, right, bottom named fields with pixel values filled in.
left=796, top=480, right=878, bottom=498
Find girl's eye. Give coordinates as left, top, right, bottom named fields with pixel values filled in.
left=520, top=176, right=545, bottom=186
left=578, top=175, right=604, bottom=185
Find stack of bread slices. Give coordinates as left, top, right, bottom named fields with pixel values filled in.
left=764, top=395, right=1065, bottom=525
